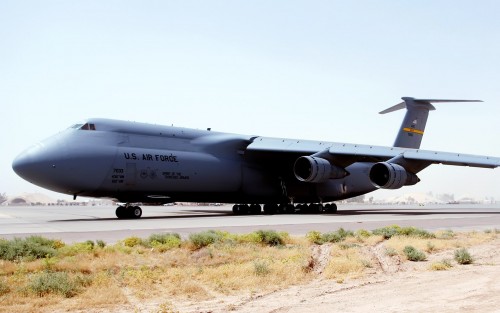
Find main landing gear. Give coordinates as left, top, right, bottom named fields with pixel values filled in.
left=116, top=205, right=142, bottom=219
left=232, top=203, right=337, bottom=215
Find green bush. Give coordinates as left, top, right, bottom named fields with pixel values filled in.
left=399, top=227, right=435, bottom=239
left=234, top=232, right=261, bottom=244
left=148, top=233, right=180, bottom=243
left=28, top=272, right=79, bottom=298
left=454, top=248, right=473, bottom=265
left=403, top=245, right=427, bottom=261
left=372, top=225, right=435, bottom=239
left=355, top=229, right=372, bottom=238
left=255, top=230, right=284, bottom=246
left=123, top=236, right=143, bottom=248
left=189, top=231, right=223, bottom=249
left=306, top=228, right=354, bottom=245
left=306, top=231, right=323, bottom=244
left=0, top=236, right=58, bottom=261
left=57, top=242, right=95, bottom=257
left=372, top=225, right=401, bottom=239
left=148, top=233, right=182, bottom=251
left=322, top=228, right=354, bottom=243
left=96, top=240, right=106, bottom=248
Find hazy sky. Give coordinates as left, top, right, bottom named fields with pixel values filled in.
left=1, top=1, right=499, bottom=201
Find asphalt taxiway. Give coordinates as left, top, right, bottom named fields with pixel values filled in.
left=1, top=204, right=499, bottom=243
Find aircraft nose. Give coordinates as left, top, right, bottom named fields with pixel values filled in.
left=13, top=132, right=114, bottom=196
left=12, top=141, right=63, bottom=187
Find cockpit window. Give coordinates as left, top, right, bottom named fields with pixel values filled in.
left=70, top=124, right=84, bottom=129
left=80, top=123, right=96, bottom=131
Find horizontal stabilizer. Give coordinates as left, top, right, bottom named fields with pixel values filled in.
left=379, top=98, right=482, bottom=114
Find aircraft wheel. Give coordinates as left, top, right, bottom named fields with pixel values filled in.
left=296, top=204, right=306, bottom=213
left=240, top=204, right=250, bottom=215
left=115, top=206, right=126, bottom=219
left=330, top=203, right=338, bottom=213
left=232, top=204, right=241, bottom=215
left=250, top=204, right=261, bottom=214
left=131, top=206, right=142, bottom=219
left=263, top=204, right=277, bottom=215
left=309, top=203, right=322, bottom=214
left=283, top=204, right=295, bottom=214
left=324, top=203, right=338, bottom=213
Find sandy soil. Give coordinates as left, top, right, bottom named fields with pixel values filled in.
left=170, top=237, right=500, bottom=313
left=75, top=237, right=500, bottom=313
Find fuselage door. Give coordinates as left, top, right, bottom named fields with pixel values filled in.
left=125, top=163, right=137, bottom=186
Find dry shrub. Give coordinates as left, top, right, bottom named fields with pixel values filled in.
left=454, top=248, right=473, bottom=265
left=0, top=260, right=18, bottom=275
left=385, top=232, right=497, bottom=257
left=52, top=256, right=92, bottom=274
left=385, top=237, right=448, bottom=255
left=361, top=235, right=385, bottom=246
left=0, top=293, right=62, bottom=313
left=429, top=259, right=453, bottom=271
left=169, top=244, right=312, bottom=296
left=323, top=245, right=366, bottom=280
left=69, top=283, right=128, bottom=310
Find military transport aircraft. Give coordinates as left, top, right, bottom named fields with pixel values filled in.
left=12, top=97, right=500, bottom=219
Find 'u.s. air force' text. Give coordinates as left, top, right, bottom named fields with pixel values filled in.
left=123, top=153, right=178, bottom=162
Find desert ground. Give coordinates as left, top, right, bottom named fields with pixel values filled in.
left=1, top=204, right=499, bottom=312
left=117, top=235, right=500, bottom=313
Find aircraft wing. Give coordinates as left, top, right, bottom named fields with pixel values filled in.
left=246, top=137, right=500, bottom=171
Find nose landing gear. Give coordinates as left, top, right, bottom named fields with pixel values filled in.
left=116, top=205, right=142, bottom=219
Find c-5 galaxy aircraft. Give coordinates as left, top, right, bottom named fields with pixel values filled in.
left=13, top=97, right=500, bottom=219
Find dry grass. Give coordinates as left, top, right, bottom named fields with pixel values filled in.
left=0, top=229, right=497, bottom=313
left=384, top=232, right=497, bottom=258
left=120, top=243, right=311, bottom=300
left=323, top=245, right=368, bottom=281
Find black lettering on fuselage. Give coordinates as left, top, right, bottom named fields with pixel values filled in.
left=124, top=152, right=178, bottom=162
left=155, top=154, right=178, bottom=162
left=124, top=153, right=137, bottom=160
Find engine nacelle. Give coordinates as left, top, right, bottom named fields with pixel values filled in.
left=294, top=156, right=347, bottom=183
left=369, top=162, right=420, bottom=189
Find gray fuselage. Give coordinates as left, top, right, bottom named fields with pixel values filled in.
left=12, top=118, right=376, bottom=204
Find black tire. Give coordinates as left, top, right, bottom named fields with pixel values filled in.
left=324, top=203, right=338, bottom=213
left=330, top=203, right=338, bottom=213
left=284, top=204, right=295, bottom=214
left=115, top=206, right=125, bottom=219
left=309, top=204, right=322, bottom=214
left=296, top=204, right=306, bottom=213
left=263, top=204, right=277, bottom=215
left=232, top=204, right=241, bottom=215
left=131, top=206, right=142, bottom=219
left=250, top=204, right=261, bottom=214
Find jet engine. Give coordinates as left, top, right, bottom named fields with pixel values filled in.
left=369, top=162, right=419, bottom=189
left=294, top=156, right=347, bottom=183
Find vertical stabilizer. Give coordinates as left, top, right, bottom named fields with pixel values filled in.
left=380, top=97, right=482, bottom=149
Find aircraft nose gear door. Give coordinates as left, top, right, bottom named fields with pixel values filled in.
left=125, top=163, right=137, bottom=186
